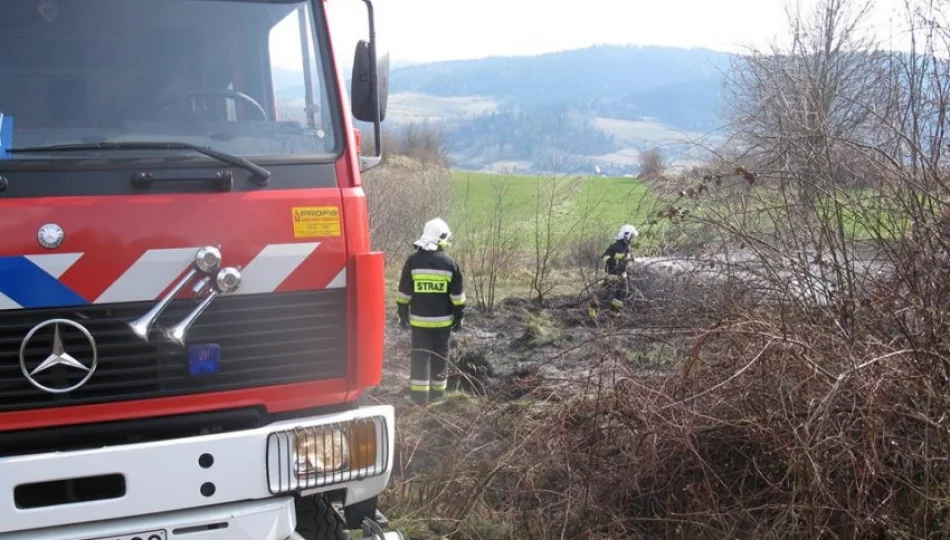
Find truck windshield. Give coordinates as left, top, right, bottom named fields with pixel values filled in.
left=0, top=0, right=339, bottom=162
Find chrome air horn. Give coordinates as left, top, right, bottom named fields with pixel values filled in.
left=128, top=246, right=222, bottom=342
left=165, top=266, right=242, bottom=347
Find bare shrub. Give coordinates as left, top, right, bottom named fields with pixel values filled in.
left=377, top=128, right=401, bottom=163
left=366, top=121, right=449, bottom=164
left=509, top=339, right=949, bottom=539
left=566, top=233, right=603, bottom=285
left=453, top=177, right=521, bottom=314
left=529, top=174, right=598, bottom=304
left=638, top=147, right=667, bottom=178
left=396, top=120, right=450, bottom=167
left=363, top=155, right=450, bottom=257
left=363, top=120, right=453, bottom=260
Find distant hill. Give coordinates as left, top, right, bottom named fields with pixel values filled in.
left=278, top=46, right=737, bottom=173
left=390, top=45, right=731, bottom=123
left=386, top=46, right=734, bottom=173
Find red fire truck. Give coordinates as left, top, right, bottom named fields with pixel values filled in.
left=0, top=1, right=400, bottom=539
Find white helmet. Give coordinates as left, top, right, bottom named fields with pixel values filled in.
left=616, top=224, right=639, bottom=242
left=413, top=218, right=452, bottom=251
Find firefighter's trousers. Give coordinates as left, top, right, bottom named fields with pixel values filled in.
left=609, top=275, right=630, bottom=311
left=409, top=327, right=452, bottom=405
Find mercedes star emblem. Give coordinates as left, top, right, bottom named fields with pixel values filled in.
left=19, top=319, right=98, bottom=394
left=37, top=223, right=65, bottom=249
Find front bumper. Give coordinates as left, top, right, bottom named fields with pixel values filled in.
left=0, top=404, right=395, bottom=536
left=3, top=498, right=405, bottom=540
left=5, top=497, right=298, bottom=540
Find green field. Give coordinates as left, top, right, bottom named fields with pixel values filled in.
left=439, top=171, right=914, bottom=255
left=446, top=171, right=665, bottom=247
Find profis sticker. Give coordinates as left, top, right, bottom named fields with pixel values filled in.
left=292, top=206, right=341, bottom=238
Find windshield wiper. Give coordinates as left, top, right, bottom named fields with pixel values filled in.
left=7, top=141, right=271, bottom=185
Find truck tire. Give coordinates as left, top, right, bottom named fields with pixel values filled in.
left=295, top=495, right=347, bottom=540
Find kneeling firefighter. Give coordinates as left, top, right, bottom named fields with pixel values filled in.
left=603, top=224, right=639, bottom=314
left=395, top=218, right=466, bottom=406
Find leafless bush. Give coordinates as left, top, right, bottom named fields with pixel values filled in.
left=453, top=177, right=521, bottom=313
left=638, top=147, right=667, bottom=179
left=566, top=233, right=603, bottom=284
left=395, top=120, right=450, bottom=167
left=576, top=0, right=950, bottom=535
left=367, top=122, right=450, bottom=166
left=363, top=155, right=450, bottom=257
left=510, top=334, right=950, bottom=539
left=362, top=119, right=454, bottom=259
left=529, top=173, right=598, bottom=304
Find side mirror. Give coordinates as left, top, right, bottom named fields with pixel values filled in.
left=352, top=0, right=387, bottom=171
left=351, top=40, right=389, bottom=123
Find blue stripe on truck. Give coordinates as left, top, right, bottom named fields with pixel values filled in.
left=0, top=256, right=88, bottom=308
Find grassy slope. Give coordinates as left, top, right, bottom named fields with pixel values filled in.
left=446, top=171, right=662, bottom=244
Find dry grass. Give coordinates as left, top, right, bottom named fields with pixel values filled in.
left=380, top=294, right=950, bottom=539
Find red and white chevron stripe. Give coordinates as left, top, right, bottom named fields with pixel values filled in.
left=0, top=243, right=346, bottom=311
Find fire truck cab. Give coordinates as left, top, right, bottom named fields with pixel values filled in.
left=0, top=0, right=397, bottom=539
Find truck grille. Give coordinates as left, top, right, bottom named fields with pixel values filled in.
left=0, top=290, right=347, bottom=412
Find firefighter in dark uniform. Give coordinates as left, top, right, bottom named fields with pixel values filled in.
left=395, top=218, right=465, bottom=406
left=602, top=224, right=639, bottom=315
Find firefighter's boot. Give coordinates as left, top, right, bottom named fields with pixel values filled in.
left=429, top=378, right=447, bottom=403
left=609, top=298, right=624, bottom=318
left=409, top=381, right=429, bottom=406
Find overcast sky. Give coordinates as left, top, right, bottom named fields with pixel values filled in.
left=322, top=0, right=913, bottom=64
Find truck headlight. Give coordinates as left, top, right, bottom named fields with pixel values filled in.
left=266, top=416, right=390, bottom=494
left=295, top=428, right=349, bottom=476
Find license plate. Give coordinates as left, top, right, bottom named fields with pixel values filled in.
left=85, top=530, right=166, bottom=540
